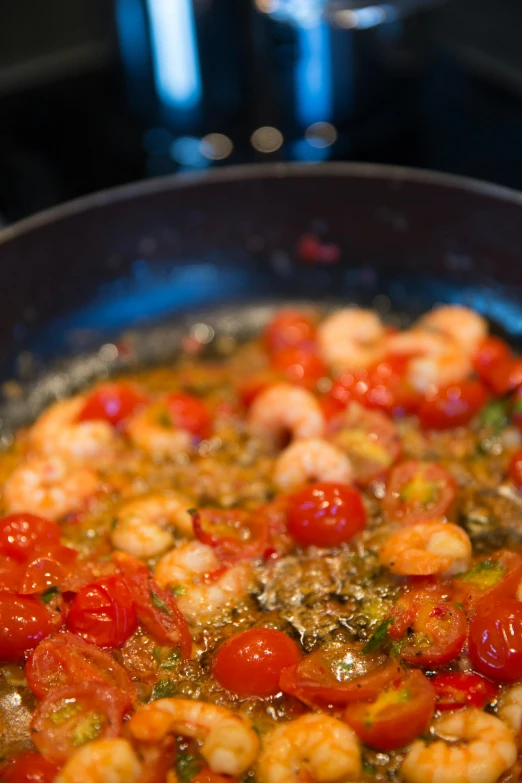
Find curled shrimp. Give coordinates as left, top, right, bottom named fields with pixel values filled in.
left=248, top=384, right=325, bottom=445
left=386, top=329, right=471, bottom=392
left=111, top=491, right=194, bottom=558
left=498, top=684, right=522, bottom=736
left=3, top=455, right=100, bottom=521
left=129, top=698, right=260, bottom=776
left=126, top=403, right=192, bottom=458
left=379, top=520, right=471, bottom=576
left=55, top=738, right=141, bottom=783
left=154, top=540, right=254, bottom=623
left=416, top=304, right=488, bottom=356
left=401, top=708, right=517, bottom=783
left=273, top=437, right=353, bottom=491
left=257, top=713, right=361, bottom=783
left=29, top=396, right=119, bottom=461
left=317, top=308, right=386, bottom=371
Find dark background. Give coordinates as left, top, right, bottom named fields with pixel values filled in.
left=1, top=0, right=521, bottom=225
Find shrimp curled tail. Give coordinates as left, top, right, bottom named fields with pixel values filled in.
left=257, top=714, right=361, bottom=783
left=273, top=437, right=353, bottom=491
left=401, top=708, right=517, bottom=783
left=111, top=491, right=194, bottom=558
left=128, top=698, right=260, bottom=776
left=248, top=384, right=325, bottom=445
left=498, top=685, right=522, bottom=736
left=55, top=738, right=142, bottom=783
left=379, top=521, right=471, bottom=576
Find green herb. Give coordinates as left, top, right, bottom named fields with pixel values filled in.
left=390, top=638, right=406, bottom=658
left=455, top=602, right=464, bottom=611
left=150, top=590, right=172, bottom=616
left=153, top=647, right=181, bottom=670
left=150, top=678, right=177, bottom=701
left=479, top=399, right=509, bottom=430
left=460, top=559, right=505, bottom=587
left=171, top=583, right=187, bottom=597
left=41, top=585, right=59, bottom=605
left=337, top=661, right=353, bottom=672
left=72, top=712, right=104, bottom=746
left=156, top=408, right=173, bottom=428
left=362, top=760, right=377, bottom=777
left=187, top=508, right=198, bottom=516
left=176, top=751, right=203, bottom=783
left=362, top=618, right=394, bottom=654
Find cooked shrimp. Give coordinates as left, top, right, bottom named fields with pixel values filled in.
left=29, top=396, right=119, bottom=461
left=111, top=491, right=194, bottom=558
left=55, top=738, right=142, bottom=783
left=317, top=308, right=386, bottom=370
left=379, top=520, right=471, bottom=576
left=3, top=455, right=100, bottom=520
left=498, top=685, right=522, bottom=735
left=248, top=384, right=325, bottom=445
left=127, top=403, right=192, bottom=458
left=386, top=329, right=471, bottom=392
left=416, top=304, right=488, bottom=356
left=129, top=699, right=259, bottom=776
left=401, top=708, right=517, bottom=783
left=257, top=714, right=361, bottom=783
left=273, top=438, right=353, bottom=491
left=154, top=540, right=254, bottom=623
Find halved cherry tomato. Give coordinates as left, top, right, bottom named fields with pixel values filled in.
left=286, top=482, right=366, bottom=548
left=164, top=393, right=212, bottom=440
left=0, top=513, right=61, bottom=561
left=30, top=682, right=127, bottom=763
left=0, top=593, right=62, bottom=662
left=252, top=496, right=292, bottom=558
left=192, top=508, right=268, bottom=563
left=328, top=403, right=401, bottom=485
left=452, top=550, right=522, bottom=613
left=77, top=382, right=148, bottom=428
left=113, top=552, right=192, bottom=657
left=192, top=767, right=239, bottom=783
left=382, top=461, right=456, bottom=524
left=25, top=632, right=136, bottom=704
left=386, top=588, right=466, bottom=667
left=472, top=336, right=511, bottom=384
left=487, top=357, right=522, bottom=396
left=67, top=575, right=137, bottom=648
left=343, top=670, right=436, bottom=751
left=509, top=448, right=522, bottom=488
left=0, top=751, right=60, bottom=783
left=431, top=671, right=498, bottom=711
left=263, top=309, right=317, bottom=355
left=417, top=381, right=488, bottom=430
left=213, top=628, right=301, bottom=696
left=0, top=557, right=25, bottom=592
left=19, top=545, right=78, bottom=595
left=469, top=598, right=522, bottom=682
left=270, top=347, right=327, bottom=389
left=236, top=370, right=281, bottom=409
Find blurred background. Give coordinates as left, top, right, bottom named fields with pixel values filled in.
left=0, top=0, right=520, bottom=225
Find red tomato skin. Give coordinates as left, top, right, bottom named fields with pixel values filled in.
left=0, top=594, right=61, bottom=662
left=263, top=310, right=317, bottom=355
left=213, top=629, right=301, bottom=696
left=165, top=393, right=212, bottom=440
left=452, top=550, right=522, bottom=613
left=271, top=348, right=327, bottom=389
left=326, top=357, right=419, bottom=417
left=509, top=449, right=522, bottom=488
left=431, top=672, right=498, bottom=711
left=77, top=383, right=148, bottom=427
left=286, top=482, right=366, bottom=548
left=417, top=381, right=488, bottom=430
left=192, top=768, right=239, bottom=783
left=473, top=336, right=511, bottom=383
left=18, top=545, right=78, bottom=595
left=392, top=597, right=467, bottom=667
left=469, top=599, right=522, bottom=682
left=67, top=575, right=137, bottom=648
left=192, top=508, right=268, bottom=563
left=487, top=358, right=522, bottom=396
left=0, top=514, right=61, bottom=561
left=382, top=461, right=456, bottom=524
left=0, top=751, right=60, bottom=783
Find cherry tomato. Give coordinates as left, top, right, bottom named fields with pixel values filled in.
left=431, top=671, right=498, bottom=711
left=386, top=588, right=466, bottom=667
left=192, top=508, right=268, bottom=563
left=113, top=552, right=192, bottom=658
left=77, top=382, right=148, bottom=428
left=343, top=670, right=436, bottom=751
left=236, top=370, right=280, bottom=409
left=0, top=557, right=25, bottom=592
left=487, top=357, right=522, bottom=396
left=25, top=632, right=136, bottom=704
left=286, top=482, right=366, bottom=548
left=511, top=388, right=522, bottom=431
left=452, top=550, right=522, bottom=614
left=0, top=751, right=60, bottom=783
left=0, top=593, right=61, bottom=662
left=164, top=393, right=212, bottom=440
left=67, top=575, right=137, bottom=648
left=472, top=336, right=511, bottom=384
left=469, top=598, right=522, bottom=682
left=30, top=682, right=127, bottom=763
left=19, top=545, right=78, bottom=595
left=213, top=628, right=301, bottom=696
left=328, top=404, right=401, bottom=485
left=192, top=768, right=239, bottom=783
left=382, top=461, right=456, bottom=524
left=252, top=496, right=293, bottom=558
left=263, top=310, right=317, bottom=355
left=270, top=347, right=327, bottom=389
left=417, top=381, right=488, bottom=430
left=509, top=448, right=522, bottom=488
left=0, top=513, right=61, bottom=561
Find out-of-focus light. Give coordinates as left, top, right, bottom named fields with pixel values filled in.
left=170, top=136, right=206, bottom=167
left=291, top=138, right=329, bottom=162
left=147, top=0, right=202, bottom=111
left=305, top=121, right=337, bottom=148
left=250, top=127, right=284, bottom=153
left=115, top=0, right=150, bottom=111
left=295, top=22, right=333, bottom=125
left=200, top=133, right=234, bottom=160
left=333, top=5, right=395, bottom=29
left=143, top=127, right=172, bottom=155
left=254, top=0, right=279, bottom=13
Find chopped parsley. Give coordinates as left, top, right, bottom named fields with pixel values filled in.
left=362, top=618, right=394, bottom=654
left=150, top=678, right=177, bottom=701
left=176, top=751, right=203, bottom=783
left=479, top=399, right=509, bottom=430
left=41, top=585, right=60, bottom=605
left=150, top=590, right=172, bottom=616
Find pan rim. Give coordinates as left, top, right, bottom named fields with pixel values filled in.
left=1, top=161, right=522, bottom=247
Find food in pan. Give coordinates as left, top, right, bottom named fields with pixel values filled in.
left=1, top=303, right=522, bottom=782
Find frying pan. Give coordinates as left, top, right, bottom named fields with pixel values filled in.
left=1, top=161, right=522, bottom=441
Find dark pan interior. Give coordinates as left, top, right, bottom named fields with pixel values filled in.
left=1, top=162, right=522, bottom=438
